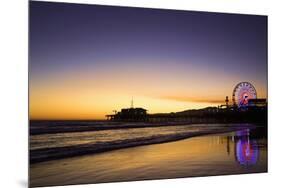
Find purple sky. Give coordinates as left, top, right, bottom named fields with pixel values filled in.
left=29, top=1, right=267, bottom=119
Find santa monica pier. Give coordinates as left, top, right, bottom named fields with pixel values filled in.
left=106, top=82, right=267, bottom=124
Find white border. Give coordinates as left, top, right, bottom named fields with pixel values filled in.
left=1, top=0, right=281, bottom=188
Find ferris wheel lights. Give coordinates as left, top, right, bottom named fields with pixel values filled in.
left=232, top=82, right=257, bottom=108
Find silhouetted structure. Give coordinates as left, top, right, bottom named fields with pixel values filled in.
left=225, top=96, right=229, bottom=108
left=248, top=99, right=267, bottom=107
left=106, top=103, right=267, bottom=123
left=106, top=107, right=148, bottom=121
left=106, top=82, right=267, bottom=123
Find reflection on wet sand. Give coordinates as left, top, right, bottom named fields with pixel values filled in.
left=234, top=129, right=259, bottom=166
left=30, top=127, right=267, bottom=187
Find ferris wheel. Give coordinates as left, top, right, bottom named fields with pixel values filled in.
left=232, top=82, right=257, bottom=107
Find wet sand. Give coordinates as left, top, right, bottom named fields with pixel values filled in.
left=30, top=124, right=256, bottom=163
left=30, top=129, right=267, bottom=187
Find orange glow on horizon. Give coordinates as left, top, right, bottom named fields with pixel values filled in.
left=29, top=63, right=267, bottom=120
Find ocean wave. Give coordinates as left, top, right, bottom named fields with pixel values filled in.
left=30, top=125, right=254, bottom=164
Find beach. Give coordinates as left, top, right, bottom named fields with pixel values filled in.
left=30, top=123, right=258, bottom=163
left=30, top=123, right=267, bottom=187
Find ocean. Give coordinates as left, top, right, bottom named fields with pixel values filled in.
left=29, top=123, right=267, bottom=187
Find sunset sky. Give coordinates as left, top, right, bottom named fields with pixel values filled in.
left=29, top=1, right=267, bottom=120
